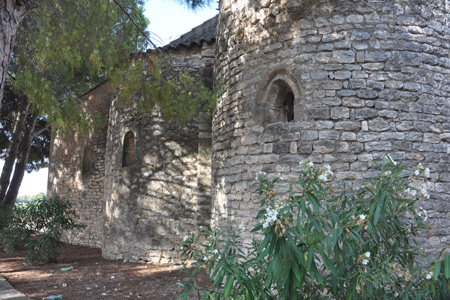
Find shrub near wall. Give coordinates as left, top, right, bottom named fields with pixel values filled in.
left=0, top=197, right=85, bottom=264
left=180, top=158, right=450, bottom=299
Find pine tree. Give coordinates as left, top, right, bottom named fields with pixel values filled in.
left=0, top=0, right=216, bottom=205
left=0, top=0, right=150, bottom=205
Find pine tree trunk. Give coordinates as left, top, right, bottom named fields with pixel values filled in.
left=0, top=95, right=30, bottom=203
left=4, top=113, right=38, bottom=206
left=0, top=0, right=28, bottom=107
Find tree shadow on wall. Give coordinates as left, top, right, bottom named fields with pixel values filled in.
left=108, top=115, right=211, bottom=261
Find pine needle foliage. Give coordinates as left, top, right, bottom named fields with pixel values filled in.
left=110, top=55, right=218, bottom=124
left=12, top=0, right=216, bottom=134
left=11, top=0, right=150, bottom=135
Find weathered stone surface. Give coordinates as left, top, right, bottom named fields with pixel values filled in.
left=333, top=50, right=356, bottom=63
left=365, top=141, right=392, bottom=151
left=331, top=107, right=350, bottom=119
left=351, top=30, right=371, bottom=41
left=335, top=121, right=361, bottom=131
left=50, top=43, right=215, bottom=263
left=368, top=118, right=390, bottom=131
left=313, top=140, right=336, bottom=153
left=319, top=130, right=341, bottom=140
left=342, top=97, right=365, bottom=107
left=354, top=108, right=378, bottom=119
left=212, top=0, right=449, bottom=258
left=357, top=90, right=379, bottom=99
left=49, top=0, right=450, bottom=263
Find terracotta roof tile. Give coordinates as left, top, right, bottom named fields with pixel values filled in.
left=163, top=14, right=218, bottom=50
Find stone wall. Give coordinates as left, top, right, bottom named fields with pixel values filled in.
left=48, top=41, right=215, bottom=262
left=213, top=0, right=450, bottom=255
left=101, top=44, right=215, bottom=263
left=47, top=82, right=114, bottom=248
left=48, top=0, right=450, bottom=261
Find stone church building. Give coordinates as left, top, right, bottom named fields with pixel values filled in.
left=48, top=0, right=450, bottom=263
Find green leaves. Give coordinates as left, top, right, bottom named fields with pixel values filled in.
left=445, top=255, right=450, bottom=278
left=110, top=57, right=217, bottom=125
left=12, top=0, right=151, bottom=134
left=0, top=197, right=85, bottom=264
left=223, top=275, right=234, bottom=298
left=179, top=159, right=448, bottom=299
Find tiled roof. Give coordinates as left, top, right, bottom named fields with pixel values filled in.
left=163, top=14, right=218, bottom=50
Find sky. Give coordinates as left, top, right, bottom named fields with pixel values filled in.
left=145, top=0, right=218, bottom=46
left=13, top=0, right=218, bottom=197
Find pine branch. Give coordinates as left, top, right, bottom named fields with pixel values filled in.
left=112, top=0, right=196, bottom=97
left=33, top=123, right=50, bottom=137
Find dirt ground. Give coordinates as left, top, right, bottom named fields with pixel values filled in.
left=0, top=242, right=210, bottom=300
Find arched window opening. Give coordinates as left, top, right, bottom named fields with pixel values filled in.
left=273, top=80, right=295, bottom=122
left=82, top=146, right=91, bottom=174
left=122, top=131, right=135, bottom=167
left=284, top=92, right=295, bottom=122
left=254, top=67, right=304, bottom=124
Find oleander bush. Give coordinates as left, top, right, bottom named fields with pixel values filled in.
left=0, top=196, right=85, bottom=264
left=179, top=156, right=450, bottom=299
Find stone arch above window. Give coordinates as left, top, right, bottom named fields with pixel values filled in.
left=122, top=131, right=135, bottom=167
left=254, top=67, right=304, bottom=124
left=82, top=146, right=92, bottom=174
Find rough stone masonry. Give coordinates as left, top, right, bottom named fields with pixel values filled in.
left=48, top=0, right=450, bottom=263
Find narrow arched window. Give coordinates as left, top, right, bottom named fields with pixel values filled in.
left=82, top=146, right=91, bottom=174
left=273, top=80, right=295, bottom=122
left=254, top=68, right=304, bottom=124
left=284, top=92, right=295, bottom=122
left=122, top=131, right=135, bottom=167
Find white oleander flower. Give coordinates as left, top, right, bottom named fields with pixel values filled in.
left=238, top=224, right=246, bottom=231
left=405, top=188, right=417, bottom=196
left=318, top=174, right=327, bottom=181
left=255, top=171, right=267, bottom=180
left=415, top=207, right=428, bottom=221
left=262, top=207, right=279, bottom=228
left=203, top=256, right=208, bottom=261
left=316, top=164, right=334, bottom=181
left=414, top=170, right=420, bottom=176
left=299, top=160, right=313, bottom=168
left=265, top=207, right=279, bottom=220
left=426, top=272, right=433, bottom=280
left=183, top=235, right=189, bottom=242
left=420, top=187, right=430, bottom=199
left=364, top=252, right=371, bottom=258
left=359, top=214, right=366, bottom=220
left=213, top=249, right=218, bottom=254
left=362, top=259, right=369, bottom=265
left=424, top=168, right=430, bottom=178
